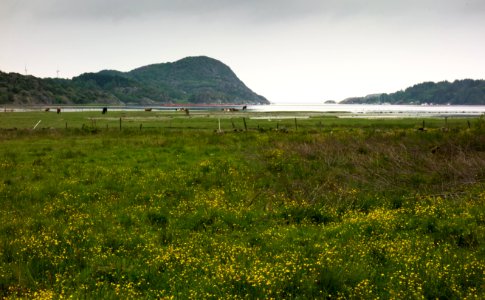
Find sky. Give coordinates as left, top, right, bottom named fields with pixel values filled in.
left=1, top=0, right=485, bottom=103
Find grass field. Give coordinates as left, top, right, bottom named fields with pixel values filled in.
left=1, top=111, right=484, bottom=299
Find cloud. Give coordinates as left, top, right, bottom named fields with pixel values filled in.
left=3, top=0, right=484, bottom=25
left=1, top=0, right=321, bottom=23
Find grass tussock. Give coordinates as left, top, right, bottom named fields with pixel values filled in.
left=0, top=112, right=484, bottom=298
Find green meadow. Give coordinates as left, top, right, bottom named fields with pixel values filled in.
left=0, top=110, right=484, bottom=299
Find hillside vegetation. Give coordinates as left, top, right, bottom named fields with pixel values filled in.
left=0, top=56, right=268, bottom=106
left=341, top=79, right=485, bottom=105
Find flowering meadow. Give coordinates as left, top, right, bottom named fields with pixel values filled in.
left=0, top=112, right=484, bottom=298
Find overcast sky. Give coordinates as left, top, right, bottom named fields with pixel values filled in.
left=1, top=0, right=485, bottom=103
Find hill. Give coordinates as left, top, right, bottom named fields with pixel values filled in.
left=340, top=79, right=485, bottom=105
left=0, top=56, right=269, bottom=105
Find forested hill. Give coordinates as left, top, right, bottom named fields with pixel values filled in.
left=0, top=56, right=269, bottom=105
left=341, top=79, right=485, bottom=105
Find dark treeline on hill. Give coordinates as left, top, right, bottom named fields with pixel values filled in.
left=341, top=79, right=485, bottom=105
left=0, top=56, right=269, bottom=106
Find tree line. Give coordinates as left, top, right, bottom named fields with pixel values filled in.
left=341, top=79, right=485, bottom=105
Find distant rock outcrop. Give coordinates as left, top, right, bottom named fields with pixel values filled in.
left=0, top=56, right=269, bottom=105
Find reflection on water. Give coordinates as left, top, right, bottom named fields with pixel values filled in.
left=247, top=104, right=485, bottom=116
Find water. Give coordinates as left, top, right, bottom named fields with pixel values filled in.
left=5, top=104, right=485, bottom=117
left=246, top=104, right=485, bottom=117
